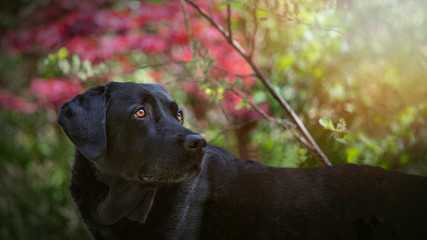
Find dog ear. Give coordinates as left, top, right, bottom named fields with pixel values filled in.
left=58, top=86, right=107, bottom=161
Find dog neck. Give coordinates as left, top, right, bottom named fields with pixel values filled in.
left=89, top=160, right=158, bottom=225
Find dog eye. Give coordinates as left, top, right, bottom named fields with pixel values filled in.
left=177, top=112, right=183, bottom=122
left=135, top=108, right=146, bottom=118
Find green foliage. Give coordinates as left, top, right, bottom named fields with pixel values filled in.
left=0, top=111, right=91, bottom=239
left=41, top=48, right=107, bottom=80
left=223, top=0, right=427, bottom=174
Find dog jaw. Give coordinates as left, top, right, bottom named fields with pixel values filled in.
left=139, top=164, right=201, bottom=184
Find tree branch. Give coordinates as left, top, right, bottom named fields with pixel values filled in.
left=204, top=0, right=214, bottom=18
left=249, top=5, right=258, bottom=59
left=229, top=89, right=315, bottom=152
left=227, top=4, right=232, bottom=40
left=180, top=0, right=192, bottom=45
left=185, top=0, right=332, bottom=166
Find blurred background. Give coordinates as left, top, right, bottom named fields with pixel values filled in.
left=1, top=0, right=427, bottom=238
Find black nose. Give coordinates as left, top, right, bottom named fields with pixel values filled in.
left=185, top=134, right=207, bottom=151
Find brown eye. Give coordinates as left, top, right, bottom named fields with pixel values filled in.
left=135, top=108, right=146, bottom=118
left=177, top=112, right=183, bottom=121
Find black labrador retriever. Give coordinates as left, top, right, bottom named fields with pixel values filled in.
left=58, top=82, right=427, bottom=240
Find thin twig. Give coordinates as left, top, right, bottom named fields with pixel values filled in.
left=229, top=88, right=314, bottom=151
left=180, top=0, right=192, bottom=45
left=185, top=0, right=332, bottom=166
left=185, top=1, right=247, bottom=54
left=227, top=4, right=232, bottom=40
left=249, top=6, right=258, bottom=59
left=204, top=0, right=214, bottom=18
left=230, top=88, right=296, bottom=129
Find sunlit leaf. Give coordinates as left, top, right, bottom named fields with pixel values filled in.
left=347, top=147, right=361, bottom=163
left=319, top=117, right=335, bottom=131
left=277, top=55, right=295, bottom=69
left=205, top=88, right=214, bottom=96
left=57, top=47, right=68, bottom=60
left=235, top=98, right=249, bottom=110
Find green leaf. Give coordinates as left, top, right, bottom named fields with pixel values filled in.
left=319, top=117, right=335, bottom=131
left=198, top=81, right=208, bottom=89
left=253, top=91, right=267, bottom=104
left=216, top=0, right=239, bottom=6
left=204, top=88, right=214, bottom=96
left=347, top=147, right=361, bottom=163
left=219, top=77, right=229, bottom=86
left=192, top=39, right=200, bottom=51
left=255, top=8, right=268, bottom=18
left=47, top=54, right=57, bottom=62
left=217, top=87, right=224, bottom=95
left=71, top=55, right=81, bottom=73
left=400, top=155, right=409, bottom=164
left=57, top=47, right=68, bottom=60
left=231, top=78, right=242, bottom=88
left=277, top=55, right=295, bottom=69
left=235, top=98, right=249, bottom=110
left=82, top=60, right=93, bottom=77
left=58, top=59, right=70, bottom=74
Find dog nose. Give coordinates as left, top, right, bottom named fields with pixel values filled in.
left=185, top=134, right=207, bottom=151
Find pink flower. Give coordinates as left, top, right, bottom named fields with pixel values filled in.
left=133, top=35, right=169, bottom=55
left=172, top=46, right=192, bottom=62
left=95, top=10, right=140, bottom=32
left=2, top=29, right=34, bottom=52
left=0, top=91, right=38, bottom=114
left=97, top=35, right=129, bottom=59
left=30, top=78, right=81, bottom=109
left=138, top=2, right=180, bottom=22
left=35, top=23, right=66, bottom=49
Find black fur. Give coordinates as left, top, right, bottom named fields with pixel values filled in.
left=59, top=82, right=427, bottom=239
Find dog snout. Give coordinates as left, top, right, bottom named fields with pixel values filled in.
left=185, top=134, right=207, bottom=151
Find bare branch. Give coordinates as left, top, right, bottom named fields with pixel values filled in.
left=249, top=5, right=258, bottom=59
left=180, top=0, right=192, bottom=44
left=204, top=0, right=214, bottom=18
left=229, top=88, right=315, bottom=152
left=185, top=0, right=248, bottom=55
left=185, top=0, right=332, bottom=166
left=230, top=88, right=296, bottom=129
left=227, top=4, right=232, bottom=40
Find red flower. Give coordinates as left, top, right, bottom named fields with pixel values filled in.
left=138, top=2, right=180, bottom=22
left=133, top=35, right=169, bottom=55
left=65, top=37, right=98, bottom=61
left=0, top=91, right=38, bottom=114
left=95, top=10, right=140, bottom=32
left=35, top=23, right=67, bottom=49
left=30, top=78, right=82, bottom=109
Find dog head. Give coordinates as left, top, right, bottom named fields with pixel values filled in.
left=58, top=82, right=206, bottom=184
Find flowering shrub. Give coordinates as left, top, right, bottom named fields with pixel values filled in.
left=0, top=91, right=38, bottom=114
left=1, top=1, right=257, bottom=122
left=29, top=78, right=82, bottom=109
